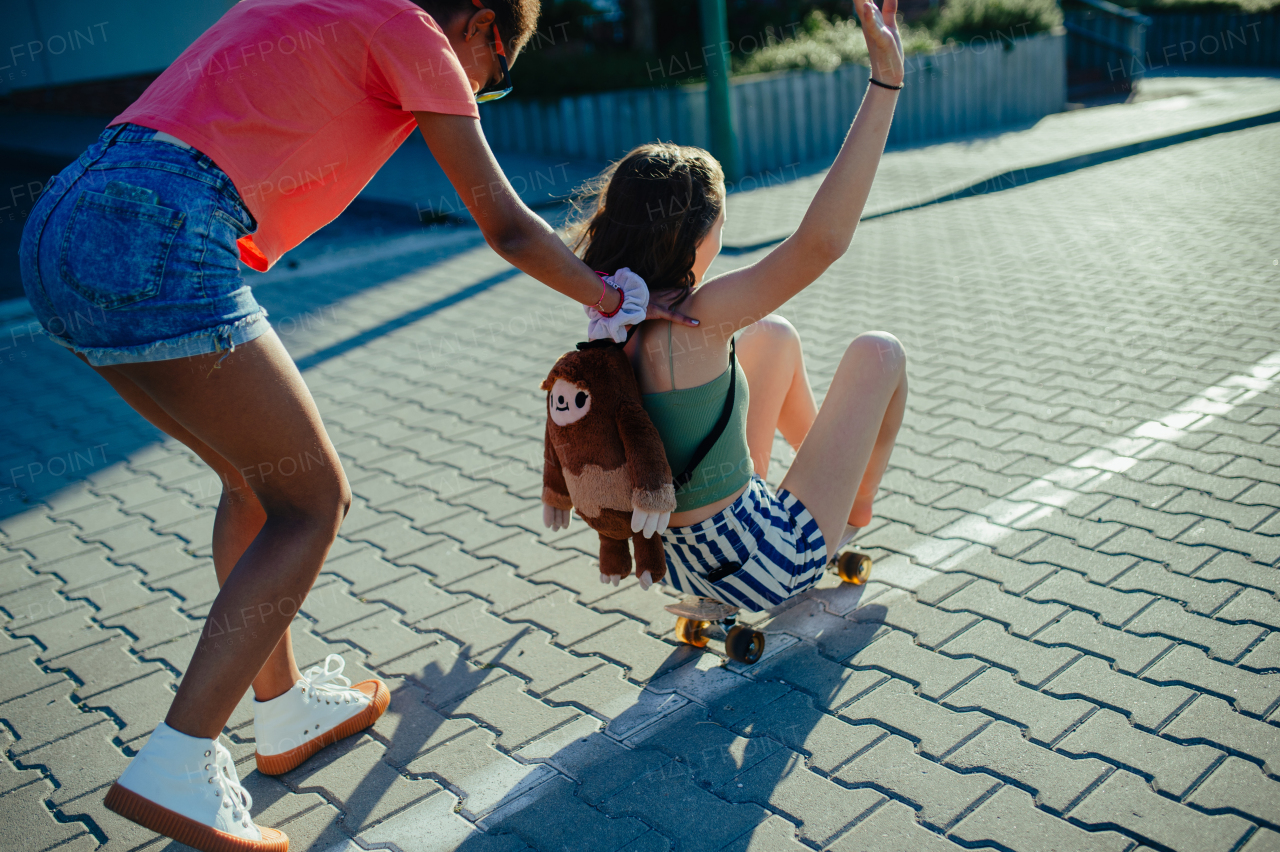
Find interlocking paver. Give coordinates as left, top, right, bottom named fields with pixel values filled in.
left=952, top=786, right=1130, bottom=852
left=850, top=629, right=983, bottom=699
left=599, top=761, right=769, bottom=852
left=285, top=734, right=440, bottom=833
left=1215, top=588, right=1280, bottom=632
left=721, top=747, right=879, bottom=846
left=751, top=643, right=886, bottom=712
left=840, top=678, right=987, bottom=759
left=1019, top=536, right=1138, bottom=584
left=1188, top=756, right=1280, bottom=829
left=1125, top=599, right=1264, bottom=663
left=942, top=668, right=1093, bottom=745
left=1024, top=569, right=1152, bottom=626
left=443, top=676, right=579, bottom=750
left=1043, top=656, right=1193, bottom=730
left=933, top=577, right=1066, bottom=637
left=946, top=720, right=1107, bottom=813
left=941, top=619, right=1077, bottom=687
left=935, top=545, right=1058, bottom=593
left=733, top=690, right=882, bottom=774
left=1070, top=770, right=1252, bottom=852
left=1180, top=518, right=1280, bottom=564
left=1109, top=562, right=1240, bottom=615
left=1056, top=708, right=1223, bottom=797
left=1160, top=695, right=1280, bottom=775
left=1143, top=645, right=1280, bottom=718
left=1034, top=610, right=1172, bottom=674
left=491, top=774, right=649, bottom=852
left=1241, top=634, right=1280, bottom=673
left=833, top=734, right=999, bottom=831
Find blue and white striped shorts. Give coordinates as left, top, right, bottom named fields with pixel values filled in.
left=662, top=475, right=829, bottom=613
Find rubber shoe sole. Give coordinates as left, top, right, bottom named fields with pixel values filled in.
left=104, top=783, right=288, bottom=852
left=254, top=679, right=389, bottom=776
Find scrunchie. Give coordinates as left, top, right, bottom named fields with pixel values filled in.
left=585, top=267, right=649, bottom=343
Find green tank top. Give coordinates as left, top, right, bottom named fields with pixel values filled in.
left=640, top=324, right=752, bottom=513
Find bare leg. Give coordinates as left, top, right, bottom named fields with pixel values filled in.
left=737, top=316, right=872, bottom=532
left=779, top=331, right=907, bottom=558
left=85, top=356, right=304, bottom=701
left=79, top=329, right=349, bottom=738
left=736, top=315, right=818, bottom=478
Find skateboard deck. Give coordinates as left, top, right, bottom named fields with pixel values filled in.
left=664, top=596, right=739, bottom=621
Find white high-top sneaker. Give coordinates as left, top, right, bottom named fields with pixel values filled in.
left=253, top=654, right=388, bottom=775
left=105, top=722, right=287, bottom=852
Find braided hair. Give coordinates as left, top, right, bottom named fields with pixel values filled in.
left=570, top=143, right=725, bottom=303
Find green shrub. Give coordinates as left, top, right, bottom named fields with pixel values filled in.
left=933, top=0, right=1063, bottom=44
left=1113, top=0, right=1279, bottom=13
left=735, top=10, right=940, bottom=74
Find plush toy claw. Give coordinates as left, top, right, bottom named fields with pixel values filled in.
left=631, top=507, right=670, bottom=539
left=542, top=503, right=572, bottom=532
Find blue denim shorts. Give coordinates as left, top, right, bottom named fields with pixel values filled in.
left=19, top=123, right=270, bottom=366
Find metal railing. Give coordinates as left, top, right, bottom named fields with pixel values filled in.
left=1063, top=0, right=1152, bottom=96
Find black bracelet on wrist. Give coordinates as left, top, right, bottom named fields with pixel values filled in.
left=870, top=77, right=903, bottom=90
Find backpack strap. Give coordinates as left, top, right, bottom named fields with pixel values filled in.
left=671, top=338, right=737, bottom=492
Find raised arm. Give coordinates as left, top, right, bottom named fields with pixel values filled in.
left=415, top=111, right=697, bottom=327
left=686, top=0, right=905, bottom=336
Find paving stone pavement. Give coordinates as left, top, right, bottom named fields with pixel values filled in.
left=2, top=114, right=1280, bottom=852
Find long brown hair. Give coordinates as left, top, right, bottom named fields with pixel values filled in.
left=569, top=143, right=724, bottom=302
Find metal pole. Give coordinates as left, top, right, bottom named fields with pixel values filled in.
left=698, top=0, right=740, bottom=182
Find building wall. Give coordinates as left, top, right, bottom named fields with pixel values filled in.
left=1, top=1, right=236, bottom=96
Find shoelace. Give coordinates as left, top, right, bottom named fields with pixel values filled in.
left=300, top=654, right=369, bottom=706
left=207, top=741, right=254, bottom=831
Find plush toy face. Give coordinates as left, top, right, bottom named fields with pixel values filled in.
left=548, top=378, right=591, bottom=427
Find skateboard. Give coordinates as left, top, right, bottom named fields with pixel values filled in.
left=664, top=596, right=765, bottom=664
left=666, top=548, right=873, bottom=665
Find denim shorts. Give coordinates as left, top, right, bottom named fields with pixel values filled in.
left=19, top=123, right=270, bottom=366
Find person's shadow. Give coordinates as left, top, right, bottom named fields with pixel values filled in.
left=436, top=579, right=892, bottom=852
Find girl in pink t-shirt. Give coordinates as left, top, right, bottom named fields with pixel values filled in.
left=19, top=1, right=690, bottom=848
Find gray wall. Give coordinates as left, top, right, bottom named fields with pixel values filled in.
left=2, top=1, right=236, bottom=95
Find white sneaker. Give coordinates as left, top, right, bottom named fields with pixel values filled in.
left=253, top=654, right=389, bottom=775
left=105, top=722, right=287, bottom=852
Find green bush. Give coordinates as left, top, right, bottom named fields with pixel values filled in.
left=735, top=10, right=940, bottom=74
left=1113, top=0, right=1279, bottom=13
left=933, top=0, right=1063, bottom=44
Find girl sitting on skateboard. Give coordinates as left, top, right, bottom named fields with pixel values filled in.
left=546, top=0, right=908, bottom=614
left=20, top=1, right=689, bottom=849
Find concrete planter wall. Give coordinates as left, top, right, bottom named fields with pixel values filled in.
left=481, top=31, right=1067, bottom=175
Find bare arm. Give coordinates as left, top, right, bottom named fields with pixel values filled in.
left=415, top=111, right=697, bottom=326
left=686, top=0, right=906, bottom=337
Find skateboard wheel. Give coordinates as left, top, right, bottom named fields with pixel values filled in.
left=724, top=625, right=765, bottom=664
left=836, top=551, right=872, bottom=585
left=675, top=617, right=710, bottom=648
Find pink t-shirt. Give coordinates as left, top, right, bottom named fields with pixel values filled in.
left=113, top=0, right=479, bottom=271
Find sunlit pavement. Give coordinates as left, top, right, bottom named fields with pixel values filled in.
left=1, top=73, right=1279, bottom=852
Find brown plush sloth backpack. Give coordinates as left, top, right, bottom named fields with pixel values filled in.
left=541, top=339, right=676, bottom=584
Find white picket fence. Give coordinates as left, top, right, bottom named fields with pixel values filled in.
left=480, top=30, right=1066, bottom=175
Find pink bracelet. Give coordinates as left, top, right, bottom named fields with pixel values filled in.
left=593, top=271, right=623, bottom=318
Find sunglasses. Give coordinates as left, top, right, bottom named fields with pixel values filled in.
left=472, top=0, right=512, bottom=103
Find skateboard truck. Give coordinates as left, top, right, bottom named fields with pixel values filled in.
left=665, top=597, right=765, bottom=664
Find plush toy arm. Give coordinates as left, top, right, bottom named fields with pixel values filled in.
left=617, top=400, right=676, bottom=540
left=542, top=419, right=573, bottom=511
left=617, top=400, right=676, bottom=506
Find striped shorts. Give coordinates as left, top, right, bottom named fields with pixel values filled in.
left=662, top=475, right=829, bottom=613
